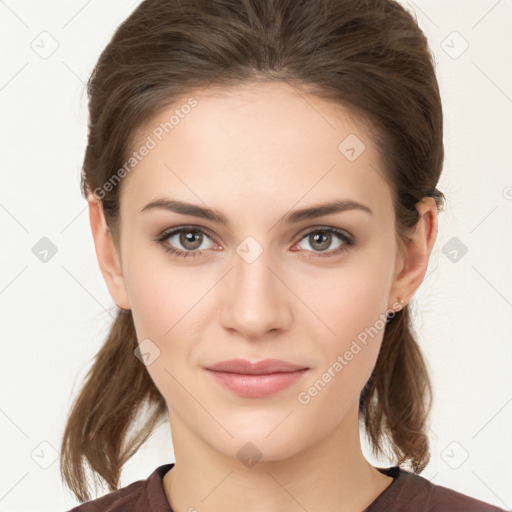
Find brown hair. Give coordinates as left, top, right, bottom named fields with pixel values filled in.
left=61, top=0, right=446, bottom=502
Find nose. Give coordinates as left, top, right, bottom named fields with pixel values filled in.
left=219, top=247, right=293, bottom=341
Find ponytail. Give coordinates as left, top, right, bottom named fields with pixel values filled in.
left=360, top=305, right=432, bottom=472
left=60, top=309, right=167, bottom=502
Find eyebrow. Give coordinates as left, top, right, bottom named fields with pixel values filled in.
left=140, top=198, right=374, bottom=225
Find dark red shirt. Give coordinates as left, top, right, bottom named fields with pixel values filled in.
left=67, top=463, right=507, bottom=511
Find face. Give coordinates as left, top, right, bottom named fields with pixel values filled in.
left=104, top=81, right=406, bottom=463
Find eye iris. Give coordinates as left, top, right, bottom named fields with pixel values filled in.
left=180, top=231, right=203, bottom=250
left=310, top=231, right=331, bottom=251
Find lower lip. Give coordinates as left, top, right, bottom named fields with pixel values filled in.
left=205, top=369, right=309, bottom=398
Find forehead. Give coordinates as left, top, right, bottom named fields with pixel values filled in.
left=120, top=81, right=392, bottom=223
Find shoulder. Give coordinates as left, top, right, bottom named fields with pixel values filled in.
left=65, top=464, right=174, bottom=512
left=367, top=466, right=507, bottom=512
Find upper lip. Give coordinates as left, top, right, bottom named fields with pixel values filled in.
left=205, top=359, right=308, bottom=374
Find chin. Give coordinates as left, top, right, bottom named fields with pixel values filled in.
left=208, top=427, right=310, bottom=467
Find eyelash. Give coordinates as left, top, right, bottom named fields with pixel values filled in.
left=154, top=225, right=356, bottom=260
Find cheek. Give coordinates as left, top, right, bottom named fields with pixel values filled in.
left=124, top=245, right=211, bottom=340
left=293, top=249, right=393, bottom=394
left=295, top=280, right=389, bottom=428
left=124, top=263, right=199, bottom=408
left=293, top=251, right=393, bottom=348
left=122, top=245, right=218, bottom=386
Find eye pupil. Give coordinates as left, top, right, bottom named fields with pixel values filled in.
left=310, top=231, right=331, bottom=251
left=180, top=231, right=202, bottom=250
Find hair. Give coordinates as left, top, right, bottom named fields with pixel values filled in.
left=60, top=0, right=446, bottom=502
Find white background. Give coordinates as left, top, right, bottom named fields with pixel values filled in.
left=1, top=0, right=511, bottom=510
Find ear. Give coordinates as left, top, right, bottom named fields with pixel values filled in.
left=88, top=196, right=131, bottom=310
left=388, top=196, right=438, bottom=309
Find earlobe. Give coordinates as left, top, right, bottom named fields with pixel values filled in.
left=388, top=197, right=438, bottom=308
left=87, top=196, right=131, bottom=311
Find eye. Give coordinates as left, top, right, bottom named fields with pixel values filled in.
left=155, top=226, right=217, bottom=259
left=154, top=225, right=355, bottom=260
left=293, top=227, right=355, bottom=258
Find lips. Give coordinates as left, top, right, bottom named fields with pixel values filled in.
left=204, top=359, right=309, bottom=397
left=205, top=358, right=308, bottom=374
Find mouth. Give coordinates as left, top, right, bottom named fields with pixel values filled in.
left=204, top=359, right=309, bottom=398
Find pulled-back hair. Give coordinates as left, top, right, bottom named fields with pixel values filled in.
left=61, top=0, right=445, bottom=502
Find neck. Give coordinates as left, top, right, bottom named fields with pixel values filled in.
left=163, top=401, right=393, bottom=512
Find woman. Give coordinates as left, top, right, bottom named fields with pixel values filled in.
left=60, top=0, right=506, bottom=510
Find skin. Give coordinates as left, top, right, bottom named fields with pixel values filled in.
left=88, top=81, right=438, bottom=512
